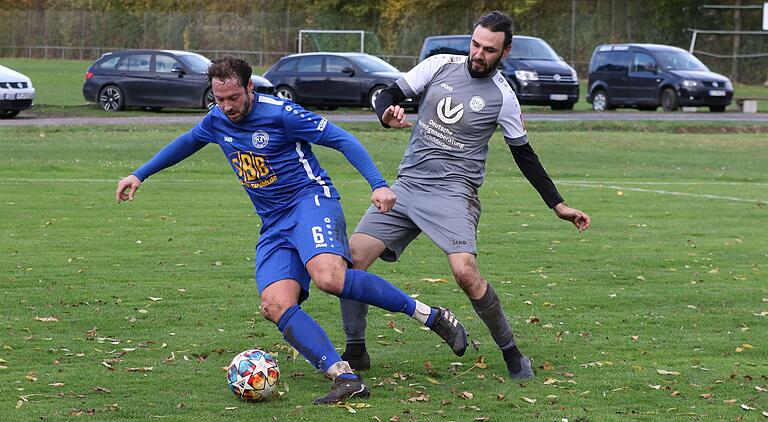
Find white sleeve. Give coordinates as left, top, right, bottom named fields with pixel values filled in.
left=491, top=72, right=528, bottom=145
left=397, top=54, right=465, bottom=97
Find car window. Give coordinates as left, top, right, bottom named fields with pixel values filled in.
left=654, top=51, right=708, bottom=71
left=632, top=53, right=656, bottom=72
left=273, top=58, right=298, bottom=73
left=297, top=56, right=323, bottom=73
left=349, top=55, right=399, bottom=73
left=425, top=37, right=470, bottom=58
left=326, top=56, right=352, bottom=73
left=117, top=54, right=151, bottom=72
left=592, top=51, right=630, bottom=72
left=509, top=38, right=560, bottom=61
left=155, top=55, right=181, bottom=73
left=177, top=54, right=212, bottom=73
left=97, top=56, right=121, bottom=70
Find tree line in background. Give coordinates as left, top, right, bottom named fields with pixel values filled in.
left=1, top=0, right=766, bottom=83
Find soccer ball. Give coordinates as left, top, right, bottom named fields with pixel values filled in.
left=227, top=348, right=280, bottom=402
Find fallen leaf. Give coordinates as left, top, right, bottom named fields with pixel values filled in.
left=461, top=391, right=474, bottom=400
left=34, top=316, right=58, bottom=322
left=497, top=393, right=505, bottom=401
left=741, top=404, right=755, bottom=411
left=148, top=297, right=163, bottom=301
left=700, top=393, right=713, bottom=399
left=125, top=367, right=153, bottom=372
left=49, top=382, right=65, bottom=387
left=521, top=396, right=537, bottom=404
left=656, top=369, right=680, bottom=375
left=723, top=399, right=737, bottom=404
left=420, top=278, right=448, bottom=283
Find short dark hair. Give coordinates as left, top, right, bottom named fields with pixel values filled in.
left=207, top=56, right=252, bottom=88
left=474, top=10, right=514, bottom=48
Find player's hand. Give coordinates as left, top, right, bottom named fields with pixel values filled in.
left=115, top=175, right=142, bottom=204
left=381, top=105, right=413, bottom=129
left=553, top=203, right=590, bottom=233
left=371, top=187, right=397, bottom=213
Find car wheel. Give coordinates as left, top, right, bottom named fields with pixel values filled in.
left=0, top=109, right=21, bottom=119
left=591, top=90, right=609, bottom=111
left=276, top=86, right=295, bottom=101
left=551, top=102, right=575, bottom=110
left=99, top=85, right=124, bottom=111
left=709, top=105, right=726, bottom=112
left=661, top=88, right=679, bottom=112
left=369, top=85, right=386, bottom=109
left=204, top=88, right=216, bottom=110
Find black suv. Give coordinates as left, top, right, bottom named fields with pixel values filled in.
left=587, top=44, right=733, bottom=112
left=419, top=34, right=579, bottom=110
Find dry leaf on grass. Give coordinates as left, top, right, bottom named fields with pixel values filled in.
left=521, top=396, right=537, bottom=404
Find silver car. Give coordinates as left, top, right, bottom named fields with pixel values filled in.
left=0, top=64, right=35, bottom=118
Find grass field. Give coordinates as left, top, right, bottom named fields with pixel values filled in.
left=1, top=119, right=766, bottom=421
left=2, top=57, right=768, bottom=114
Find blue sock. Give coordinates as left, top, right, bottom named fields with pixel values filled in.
left=277, top=305, right=343, bottom=373
left=425, top=309, right=437, bottom=326
left=337, top=373, right=357, bottom=380
left=340, top=269, right=416, bottom=315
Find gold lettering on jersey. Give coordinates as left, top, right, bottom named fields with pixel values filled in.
left=228, top=151, right=277, bottom=188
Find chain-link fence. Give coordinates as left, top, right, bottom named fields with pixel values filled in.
left=1, top=2, right=766, bottom=83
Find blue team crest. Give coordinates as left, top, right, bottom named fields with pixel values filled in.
left=252, top=130, right=269, bottom=149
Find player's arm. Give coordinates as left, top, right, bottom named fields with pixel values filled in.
left=283, top=104, right=396, bottom=213
left=374, top=84, right=412, bottom=129
left=507, top=142, right=589, bottom=233
left=115, top=131, right=207, bottom=203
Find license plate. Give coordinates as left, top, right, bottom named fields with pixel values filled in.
left=15, top=93, right=33, bottom=99
left=709, top=90, right=726, bottom=97
left=549, top=94, right=568, bottom=101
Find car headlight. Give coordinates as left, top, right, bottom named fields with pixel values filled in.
left=682, top=80, right=698, bottom=88
left=514, top=70, right=538, bottom=81
left=725, top=81, right=733, bottom=90
left=570, top=68, right=578, bottom=80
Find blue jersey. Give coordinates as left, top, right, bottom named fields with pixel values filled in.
left=133, top=93, right=387, bottom=226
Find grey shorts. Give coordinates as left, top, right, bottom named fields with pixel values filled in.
left=354, top=179, right=481, bottom=262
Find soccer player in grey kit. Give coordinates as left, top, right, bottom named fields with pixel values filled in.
left=339, top=11, right=591, bottom=379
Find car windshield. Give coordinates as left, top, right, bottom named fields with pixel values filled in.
left=178, top=53, right=212, bottom=73
left=654, top=51, right=708, bottom=71
left=509, top=38, right=560, bottom=61
left=350, top=55, right=399, bottom=73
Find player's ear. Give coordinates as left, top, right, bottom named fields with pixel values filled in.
left=502, top=43, right=511, bottom=59
left=246, top=78, right=254, bottom=93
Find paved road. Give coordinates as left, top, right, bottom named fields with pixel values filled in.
left=3, top=111, right=768, bottom=127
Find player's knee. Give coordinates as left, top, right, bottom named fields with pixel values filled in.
left=308, top=262, right=346, bottom=295
left=259, top=299, right=287, bottom=324
left=452, top=266, right=484, bottom=297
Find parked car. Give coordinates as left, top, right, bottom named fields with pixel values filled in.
left=419, top=34, right=579, bottom=110
left=263, top=52, right=417, bottom=109
left=587, top=43, right=733, bottom=112
left=0, top=64, right=35, bottom=119
left=83, top=49, right=274, bottom=112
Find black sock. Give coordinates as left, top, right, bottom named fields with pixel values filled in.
left=343, top=342, right=366, bottom=358
left=502, top=345, right=524, bottom=373
left=470, top=283, right=516, bottom=350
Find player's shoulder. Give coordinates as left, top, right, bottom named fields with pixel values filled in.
left=489, top=70, right=519, bottom=101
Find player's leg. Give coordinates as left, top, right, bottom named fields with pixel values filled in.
left=295, top=194, right=467, bottom=356
left=256, top=228, right=368, bottom=404
left=340, top=181, right=424, bottom=368
left=339, top=233, right=387, bottom=369
left=447, top=253, right=534, bottom=380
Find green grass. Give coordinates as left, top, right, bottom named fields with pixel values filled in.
left=1, top=120, right=767, bottom=421
left=3, top=57, right=768, bottom=115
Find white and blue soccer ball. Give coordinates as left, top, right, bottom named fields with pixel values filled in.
left=227, top=348, right=280, bottom=402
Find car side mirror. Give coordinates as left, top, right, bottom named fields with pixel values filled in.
left=341, top=66, right=355, bottom=76
left=171, top=65, right=185, bottom=75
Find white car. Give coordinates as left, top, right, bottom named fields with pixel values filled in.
left=0, top=64, right=35, bottom=118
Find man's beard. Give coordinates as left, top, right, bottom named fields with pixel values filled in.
left=226, top=95, right=252, bottom=123
left=467, top=54, right=502, bottom=78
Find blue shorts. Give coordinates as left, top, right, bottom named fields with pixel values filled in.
left=255, top=194, right=351, bottom=303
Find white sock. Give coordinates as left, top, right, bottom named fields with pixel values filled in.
left=411, top=300, right=431, bottom=325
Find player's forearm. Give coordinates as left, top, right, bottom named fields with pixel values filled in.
left=374, top=84, right=407, bottom=128
left=132, top=131, right=207, bottom=181
left=508, top=143, right=564, bottom=208
left=319, top=125, right=388, bottom=190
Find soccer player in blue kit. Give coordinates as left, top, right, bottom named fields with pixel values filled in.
left=115, top=57, right=468, bottom=404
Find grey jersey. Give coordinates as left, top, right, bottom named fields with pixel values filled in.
left=396, top=54, right=527, bottom=189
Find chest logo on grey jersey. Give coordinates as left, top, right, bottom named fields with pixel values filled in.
left=252, top=130, right=269, bottom=149
left=436, top=97, right=464, bottom=124
left=469, top=96, right=485, bottom=112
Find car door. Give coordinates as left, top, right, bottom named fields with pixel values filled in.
left=628, top=52, right=660, bottom=105
left=115, top=53, right=154, bottom=105
left=153, top=53, right=205, bottom=107
left=294, top=56, right=325, bottom=104
left=607, top=50, right=631, bottom=102
left=322, top=56, right=360, bottom=105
